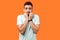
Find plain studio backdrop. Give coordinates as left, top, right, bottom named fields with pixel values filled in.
left=0, top=0, right=60, bottom=40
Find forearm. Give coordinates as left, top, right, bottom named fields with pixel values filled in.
left=19, top=19, right=28, bottom=34
left=30, top=21, right=39, bottom=33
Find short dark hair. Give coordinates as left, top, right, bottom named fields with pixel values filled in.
left=24, top=1, right=33, bottom=7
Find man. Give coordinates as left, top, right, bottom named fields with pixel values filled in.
left=17, top=1, right=40, bottom=40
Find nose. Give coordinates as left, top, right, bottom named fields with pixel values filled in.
left=27, top=9, right=30, bottom=13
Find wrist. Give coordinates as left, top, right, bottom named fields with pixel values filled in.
left=28, top=19, right=32, bottom=22
left=26, top=18, right=28, bottom=22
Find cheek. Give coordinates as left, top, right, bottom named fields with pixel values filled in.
left=24, top=9, right=27, bottom=12
left=30, top=10, right=32, bottom=12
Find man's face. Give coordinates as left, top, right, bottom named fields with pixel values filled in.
left=24, top=5, right=33, bottom=15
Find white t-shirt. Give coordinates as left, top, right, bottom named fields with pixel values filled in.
left=17, top=13, right=40, bottom=40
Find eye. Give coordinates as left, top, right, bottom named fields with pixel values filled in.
left=29, top=8, right=32, bottom=10
left=25, top=8, right=27, bottom=10
left=24, top=8, right=32, bottom=10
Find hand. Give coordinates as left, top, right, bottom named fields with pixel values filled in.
left=24, top=13, right=29, bottom=20
left=29, top=13, right=33, bottom=20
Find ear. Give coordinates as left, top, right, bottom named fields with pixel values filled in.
left=31, top=8, right=33, bottom=12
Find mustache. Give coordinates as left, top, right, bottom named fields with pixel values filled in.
left=27, top=11, right=30, bottom=13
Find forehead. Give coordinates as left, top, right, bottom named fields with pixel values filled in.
left=24, top=5, right=32, bottom=8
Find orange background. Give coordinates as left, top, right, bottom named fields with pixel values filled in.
left=0, top=0, right=60, bottom=40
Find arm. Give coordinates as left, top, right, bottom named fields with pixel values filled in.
left=17, top=14, right=29, bottom=35
left=17, top=19, right=28, bottom=35
left=18, top=19, right=28, bottom=35
left=29, top=21, right=40, bottom=34
left=29, top=13, right=40, bottom=34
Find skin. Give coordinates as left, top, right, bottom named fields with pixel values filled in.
left=17, top=5, right=40, bottom=35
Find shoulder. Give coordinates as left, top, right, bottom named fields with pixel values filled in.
left=33, top=14, right=39, bottom=18
left=17, top=14, right=24, bottom=18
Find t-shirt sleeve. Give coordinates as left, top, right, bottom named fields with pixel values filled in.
left=17, top=15, right=23, bottom=25
left=33, top=15, right=40, bottom=24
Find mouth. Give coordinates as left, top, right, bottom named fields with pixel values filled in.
left=27, top=12, right=30, bottom=16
